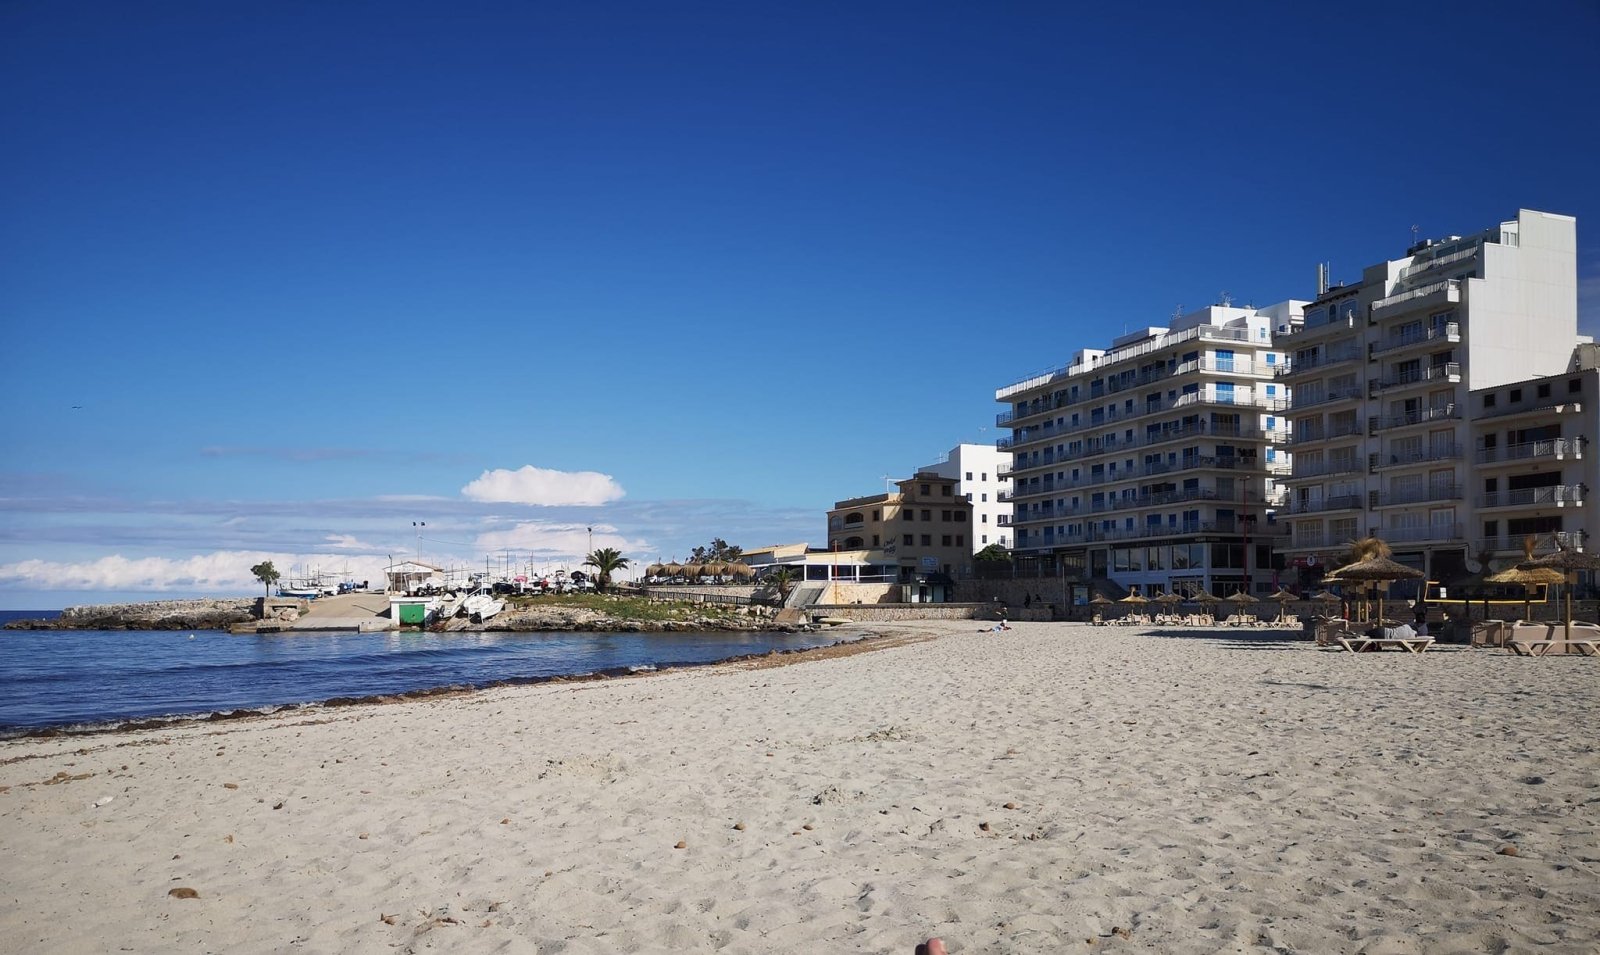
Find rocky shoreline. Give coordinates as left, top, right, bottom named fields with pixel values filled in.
left=4, top=597, right=801, bottom=633
left=5, top=599, right=256, bottom=631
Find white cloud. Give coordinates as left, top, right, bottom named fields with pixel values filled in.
left=0, top=551, right=390, bottom=594
left=461, top=466, right=625, bottom=506
left=324, top=534, right=377, bottom=551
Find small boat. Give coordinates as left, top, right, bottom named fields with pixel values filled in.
left=462, top=591, right=504, bottom=624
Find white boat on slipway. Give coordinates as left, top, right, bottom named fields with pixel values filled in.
left=460, top=590, right=505, bottom=624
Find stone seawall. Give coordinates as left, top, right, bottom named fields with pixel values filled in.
left=7, top=599, right=256, bottom=630
left=805, top=603, right=986, bottom=622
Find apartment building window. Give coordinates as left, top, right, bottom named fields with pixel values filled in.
left=941, top=510, right=951, bottom=521
left=1483, top=393, right=1497, bottom=409
left=956, top=535, right=965, bottom=546
left=965, top=471, right=973, bottom=481
left=942, top=485, right=952, bottom=496
left=872, top=535, right=879, bottom=546
left=981, top=472, right=988, bottom=481
left=1483, top=520, right=1498, bottom=540
left=871, top=510, right=880, bottom=521
left=1570, top=378, right=1583, bottom=394
left=981, top=535, right=988, bottom=544
left=919, top=484, right=930, bottom=494
left=903, top=534, right=913, bottom=545
left=920, top=535, right=932, bottom=546
left=981, top=514, right=988, bottom=523
left=921, top=509, right=931, bottom=520
left=1509, top=389, right=1522, bottom=403
left=956, top=512, right=967, bottom=521
left=1537, top=383, right=1551, bottom=399
left=980, top=493, right=987, bottom=502
left=904, top=510, right=914, bottom=521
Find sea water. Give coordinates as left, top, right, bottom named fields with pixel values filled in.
left=0, top=615, right=843, bottom=736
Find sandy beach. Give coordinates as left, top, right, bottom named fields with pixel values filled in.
left=2, top=621, right=1596, bottom=953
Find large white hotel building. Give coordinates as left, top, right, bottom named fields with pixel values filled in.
left=1277, top=208, right=1586, bottom=585
left=995, top=301, right=1303, bottom=597
left=996, top=207, right=1592, bottom=597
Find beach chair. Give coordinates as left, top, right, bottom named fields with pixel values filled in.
left=1471, top=619, right=1511, bottom=648
left=1508, top=621, right=1600, bottom=656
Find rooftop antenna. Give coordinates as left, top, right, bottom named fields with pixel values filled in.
left=1316, top=262, right=1329, bottom=295
left=1218, top=290, right=1232, bottom=307
left=881, top=474, right=893, bottom=493
left=1172, top=305, right=1183, bottom=322
left=1411, top=224, right=1420, bottom=246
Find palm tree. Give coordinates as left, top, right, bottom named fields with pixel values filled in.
left=250, top=560, right=280, bottom=597
left=763, top=566, right=797, bottom=606
left=583, top=548, right=630, bottom=592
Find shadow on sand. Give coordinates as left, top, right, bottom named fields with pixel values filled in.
left=1137, top=627, right=1308, bottom=651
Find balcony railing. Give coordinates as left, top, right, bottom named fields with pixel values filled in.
left=1371, top=446, right=1463, bottom=470
left=1286, top=459, right=1364, bottom=480
left=1370, top=405, right=1460, bottom=432
left=1286, top=494, right=1364, bottom=515
left=1479, top=485, right=1587, bottom=509
left=1274, top=348, right=1362, bottom=377
left=1397, top=244, right=1479, bottom=282
left=1478, top=531, right=1583, bottom=554
left=1384, top=523, right=1464, bottom=543
left=1276, top=387, right=1364, bottom=412
left=1371, top=278, right=1461, bottom=316
left=996, top=324, right=1257, bottom=400
left=1370, top=362, right=1461, bottom=393
left=1373, top=485, right=1464, bottom=507
left=1476, top=437, right=1586, bottom=466
left=1031, top=518, right=1287, bottom=546
left=1369, top=322, right=1461, bottom=357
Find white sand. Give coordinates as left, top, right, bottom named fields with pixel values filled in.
left=2, top=622, right=1596, bottom=954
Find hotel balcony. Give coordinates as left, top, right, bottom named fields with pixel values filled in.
left=1478, top=485, right=1587, bottom=510
left=1370, top=446, right=1463, bottom=472
left=1369, top=362, right=1461, bottom=396
left=995, top=324, right=1256, bottom=402
left=1478, top=531, right=1585, bottom=555
left=1280, top=421, right=1365, bottom=447
left=1285, top=494, right=1364, bottom=515
left=1475, top=437, right=1586, bottom=467
left=1368, top=322, right=1461, bottom=358
left=1274, top=386, right=1364, bottom=413
left=1033, top=518, right=1287, bottom=547
left=1370, top=278, right=1461, bottom=319
left=1384, top=523, right=1464, bottom=545
left=1274, top=347, right=1363, bottom=378
left=1372, top=485, right=1464, bottom=508
left=1283, top=459, right=1364, bottom=481
left=1370, top=405, right=1461, bottom=434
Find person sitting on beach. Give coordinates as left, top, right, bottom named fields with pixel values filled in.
left=915, top=940, right=947, bottom=955
left=981, top=617, right=1011, bottom=632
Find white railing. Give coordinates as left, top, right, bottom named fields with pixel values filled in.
left=1477, top=437, right=1585, bottom=465
left=1372, top=278, right=1460, bottom=314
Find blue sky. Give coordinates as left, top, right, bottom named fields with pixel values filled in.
left=3, top=0, right=1598, bottom=608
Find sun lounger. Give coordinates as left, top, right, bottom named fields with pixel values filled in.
left=1471, top=619, right=1512, bottom=648
left=1337, top=631, right=1435, bottom=654
left=1507, top=621, right=1600, bottom=656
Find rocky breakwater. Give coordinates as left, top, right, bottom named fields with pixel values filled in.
left=5, top=598, right=256, bottom=631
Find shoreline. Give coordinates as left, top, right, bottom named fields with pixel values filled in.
left=0, top=626, right=927, bottom=744
left=4, top=620, right=1594, bottom=953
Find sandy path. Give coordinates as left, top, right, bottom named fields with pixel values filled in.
left=2, top=622, right=1596, bottom=953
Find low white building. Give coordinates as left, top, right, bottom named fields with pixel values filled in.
left=919, top=443, right=1013, bottom=551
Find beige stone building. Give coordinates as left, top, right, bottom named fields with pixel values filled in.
left=826, top=472, right=975, bottom=601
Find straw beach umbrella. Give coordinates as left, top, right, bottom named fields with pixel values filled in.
left=1324, top=555, right=1424, bottom=623
left=727, top=562, right=755, bottom=579
left=1486, top=563, right=1565, bottom=623
left=1519, top=538, right=1600, bottom=640
left=1267, top=587, right=1297, bottom=622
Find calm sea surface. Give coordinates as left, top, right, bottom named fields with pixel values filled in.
left=0, top=611, right=842, bottom=736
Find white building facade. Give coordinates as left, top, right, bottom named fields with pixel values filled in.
left=1276, top=208, right=1581, bottom=586
left=919, top=443, right=1013, bottom=551
left=995, top=301, right=1303, bottom=597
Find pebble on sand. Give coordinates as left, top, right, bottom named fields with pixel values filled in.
left=1498, top=844, right=1519, bottom=856
left=674, top=840, right=687, bottom=849
left=168, top=887, right=199, bottom=899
